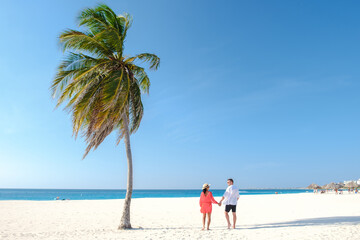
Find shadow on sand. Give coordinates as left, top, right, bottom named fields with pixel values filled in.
left=241, top=216, right=360, bottom=230
left=125, top=216, right=360, bottom=231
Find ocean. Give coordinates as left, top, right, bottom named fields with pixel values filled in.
left=0, top=189, right=310, bottom=201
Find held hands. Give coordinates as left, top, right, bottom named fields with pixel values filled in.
left=218, top=201, right=222, bottom=206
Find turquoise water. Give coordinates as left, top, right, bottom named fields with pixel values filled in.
left=0, top=189, right=310, bottom=201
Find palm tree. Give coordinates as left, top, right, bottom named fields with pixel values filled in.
left=50, top=4, right=160, bottom=229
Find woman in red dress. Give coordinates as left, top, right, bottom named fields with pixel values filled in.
left=199, top=183, right=220, bottom=230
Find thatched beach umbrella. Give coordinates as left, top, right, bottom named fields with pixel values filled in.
left=307, top=183, right=321, bottom=189
left=325, top=182, right=338, bottom=190
left=345, top=181, right=358, bottom=188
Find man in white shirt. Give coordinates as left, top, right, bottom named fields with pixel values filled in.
left=219, top=178, right=239, bottom=229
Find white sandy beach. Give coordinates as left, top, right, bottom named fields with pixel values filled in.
left=1, top=193, right=360, bottom=240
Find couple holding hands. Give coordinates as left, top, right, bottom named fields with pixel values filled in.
left=199, top=178, right=239, bottom=230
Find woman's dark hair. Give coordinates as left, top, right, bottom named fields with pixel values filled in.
left=202, top=188, right=208, bottom=194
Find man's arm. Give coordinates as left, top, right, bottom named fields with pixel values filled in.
left=220, top=188, right=230, bottom=206
left=219, top=196, right=225, bottom=206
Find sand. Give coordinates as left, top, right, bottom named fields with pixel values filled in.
left=1, top=193, right=360, bottom=239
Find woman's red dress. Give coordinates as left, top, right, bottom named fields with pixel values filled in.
left=199, top=191, right=218, bottom=213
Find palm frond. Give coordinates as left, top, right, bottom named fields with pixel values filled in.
left=55, top=61, right=111, bottom=107
left=78, top=7, right=109, bottom=35
left=59, top=30, right=113, bottom=58
left=128, top=65, right=150, bottom=94
left=121, top=13, right=133, bottom=42
left=51, top=52, right=107, bottom=98
left=128, top=53, right=160, bottom=70
left=128, top=78, right=143, bottom=133
left=78, top=4, right=132, bottom=57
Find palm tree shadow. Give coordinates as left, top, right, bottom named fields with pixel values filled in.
left=121, top=216, right=360, bottom=231
left=126, top=227, right=200, bottom=231
left=241, top=216, right=360, bottom=230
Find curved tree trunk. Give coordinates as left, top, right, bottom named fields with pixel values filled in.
left=118, top=113, right=133, bottom=229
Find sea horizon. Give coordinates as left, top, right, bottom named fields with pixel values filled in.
left=0, top=188, right=310, bottom=201
left=0, top=187, right=307, bottom=190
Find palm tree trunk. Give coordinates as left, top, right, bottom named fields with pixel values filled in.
left=118, top=113, right=133, bottom=229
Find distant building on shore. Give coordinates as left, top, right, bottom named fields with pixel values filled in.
left=343, top=179, right=360, bottom=185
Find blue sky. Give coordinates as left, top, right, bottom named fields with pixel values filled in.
left=0, top=0, right=359, bottom=189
